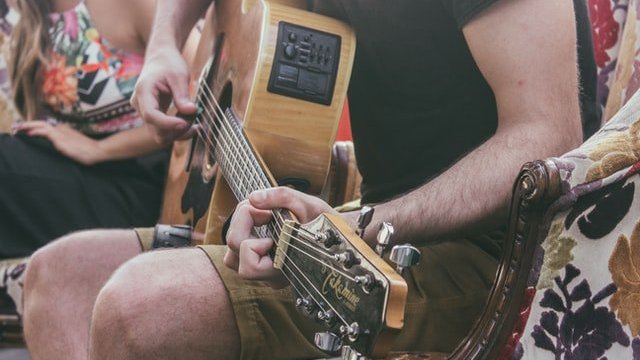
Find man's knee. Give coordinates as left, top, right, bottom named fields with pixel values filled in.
left=92, top=250, right=176, bottom=323
left=90, top=248, right=234, bottom=357
left=91, top=249, right=219, bottom=337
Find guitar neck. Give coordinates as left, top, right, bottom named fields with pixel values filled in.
left=206, top=107, right=294, bottom=239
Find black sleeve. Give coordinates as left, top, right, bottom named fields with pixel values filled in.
left=438, top=0, right=500, bottom=28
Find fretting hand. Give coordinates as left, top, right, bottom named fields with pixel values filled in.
left=223, top=187, right=337, bottom=287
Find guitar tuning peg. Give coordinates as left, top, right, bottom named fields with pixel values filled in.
left=334, top=250, right=360, bottom=268
left=339, top=322, right=360, bottom=342
left=389, top=244, right=421, bottom=274
left=317, top=309, right=337, bottom=326
left=296, top=296, right=316, bottom=317
left=375, top=222, right=394, bottom=257
left=341, top=345, right=367, bottom=360
left=314, top=331, right=342, bottom=353
left=355, top=206, right=374, bottom=238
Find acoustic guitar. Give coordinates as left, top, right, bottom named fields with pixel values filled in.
left=160, top=0, right=352, bottom=241
left=160, top=0, right=408, bottom=357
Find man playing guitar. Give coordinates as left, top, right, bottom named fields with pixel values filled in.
left=22, top=0, right=599, bottom=359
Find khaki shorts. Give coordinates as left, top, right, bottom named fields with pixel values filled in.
left=135, top=227, right=503, bottom=360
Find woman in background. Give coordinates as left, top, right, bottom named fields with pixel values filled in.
left=0, top=0, right=186, bottom=259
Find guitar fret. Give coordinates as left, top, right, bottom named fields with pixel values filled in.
left=211, top=108, right=285, bottom=241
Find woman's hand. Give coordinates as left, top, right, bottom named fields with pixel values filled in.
left=13, top=121, right=104, bottom=165
left=223, top=187, right=337, bottom=287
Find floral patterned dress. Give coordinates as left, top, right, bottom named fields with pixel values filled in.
left=0, top=0, right=167, bottom=260
left=42, top=0, right=143, bottom=135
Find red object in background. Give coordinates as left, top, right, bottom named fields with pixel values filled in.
left=336, top=98, right=352, bottom=141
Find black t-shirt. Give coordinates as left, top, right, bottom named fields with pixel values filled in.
left=312, top=0, right=599, bottom=204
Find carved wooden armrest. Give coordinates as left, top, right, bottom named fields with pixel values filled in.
left=444, top=160, right=562, bottom=359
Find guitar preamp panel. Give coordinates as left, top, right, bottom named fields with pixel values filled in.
left=268, top=22, right=342, bottom=105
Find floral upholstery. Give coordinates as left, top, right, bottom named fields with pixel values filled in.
left=590, top=0, right=629, bottom=122
left=601, top=0, right=640, bottom=122
left=0, top=0, right=20, bottom=133
left=0, top=258, right=27, bottom=345
left=509, top=88, right=640, bottom=359
left=495, top=3, right=640, bottom=358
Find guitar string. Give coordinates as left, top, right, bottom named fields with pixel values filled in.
left=195, top=88, right=297, bottom=246
left=195, top=84, right=279, bottom=225
left=187, top=121, right=316, bottom=314
left=193, top=85, right=367, bottom=281
left=191, top=84, right=364, bottom=284
left=196, top=95, right=257, bottom=202
left=192, top=100, right=362, bottom=281
left=193, top=91, right=353, bottom=262
left=192, top=80, right=265, bottom=202
left=265, top=223, right=358, bottom=282
left=278, top=246, right=351, bottom=328
left=197, top=83, right=276, bottom=200
left=192, top=88, right=358, bottom=256
left=272, top=227, right=353, bottom=331
left=195, top=86, right=301, bottom=245
left=171, top=85, right=365, bottom=327
left=193, top=89, right=271, bottom=215
left=190, top=87, right=372, bottom=327
left=185, top=101, right=319, bottom=310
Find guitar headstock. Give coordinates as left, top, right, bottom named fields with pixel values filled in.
left=274, top=213, right=408, bottom=358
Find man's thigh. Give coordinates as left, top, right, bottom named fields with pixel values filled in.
left=198, top=231, right=502, bottom=358
left=126, top=223, right=502, bottom=360
left=91, top=244, right=239, bottom=360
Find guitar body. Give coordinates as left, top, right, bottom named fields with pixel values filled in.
left=158, top=4, right=409, bottom=357
left=160, top=0, right=356, bottom=245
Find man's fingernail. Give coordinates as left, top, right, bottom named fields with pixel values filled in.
left=251, top=190, right=267, bottom=202
left=175, top=121, right=189, bottom=130
left=178, top=97, right=195, bottom=107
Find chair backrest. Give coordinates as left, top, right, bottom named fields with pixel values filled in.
left=440, top=3, right=640, bottom=358
left=601, top=0, right=640, bottom=121
left=588, top=0, right=630, bottom=122
left=380, top=3, right=640, bottom=357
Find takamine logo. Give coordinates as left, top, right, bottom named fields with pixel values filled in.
left=322, top=271, right=361, bottom=310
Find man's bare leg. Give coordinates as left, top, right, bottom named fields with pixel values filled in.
left=88, top=248, right=240, bottom=360
left=23, top=229, right=142, bottom=360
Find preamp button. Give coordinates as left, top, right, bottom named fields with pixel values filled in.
left=284, top=44, right=297, bottom=59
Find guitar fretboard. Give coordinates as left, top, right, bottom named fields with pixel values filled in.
left=199, top=104, right=289, bottom=240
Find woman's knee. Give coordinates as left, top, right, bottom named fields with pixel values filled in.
left=25, top=229, right=141, bottom=298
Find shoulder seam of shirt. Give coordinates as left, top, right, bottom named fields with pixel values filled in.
left=456, top=0, right=499, bottom=29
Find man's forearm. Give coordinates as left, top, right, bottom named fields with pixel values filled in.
left=148, top=0, right=213, bottom=55
left=348, top=0, right=583, bottom=247
left=354, top=113, right=580, bottom=247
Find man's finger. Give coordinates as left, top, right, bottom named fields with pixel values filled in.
left=168, top=76, right=198, bottom=115
left=248, top=187, right=335, bottom=222
left=237, top=238, right=279, bottom=280
left=223, top=250, right=239, bottom=271
left=176, top=124, right=199, bottom=140
left=146, top=108, right=192, bottom=143
left=226, top=203, right=271, bottom=253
